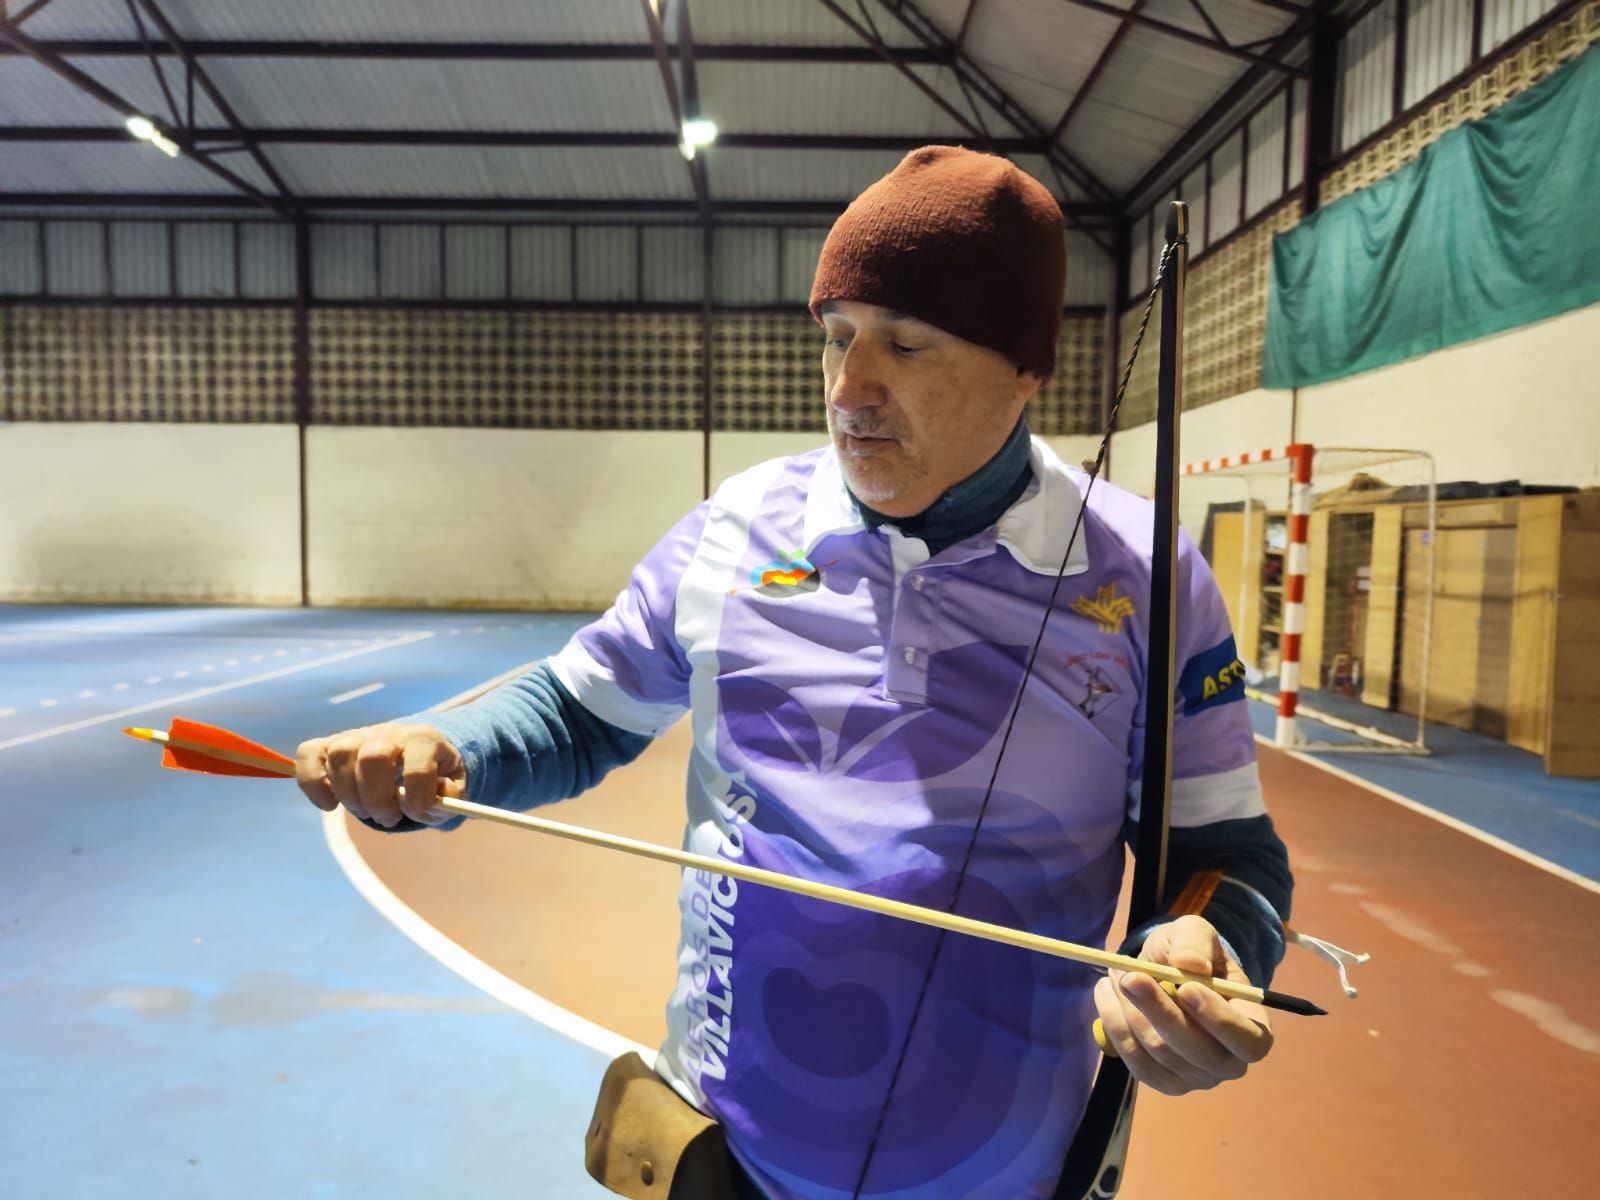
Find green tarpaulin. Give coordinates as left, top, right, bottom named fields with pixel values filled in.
left=1264, top=45, right=1600, bottom=389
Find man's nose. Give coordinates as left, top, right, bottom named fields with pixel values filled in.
left=829, top=339, right=888, bottom=412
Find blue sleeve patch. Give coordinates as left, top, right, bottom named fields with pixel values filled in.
left=1178, top=636, right=1247, bottom=715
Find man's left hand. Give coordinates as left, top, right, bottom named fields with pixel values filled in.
left=1092, top=914, right=1274, bottom=1096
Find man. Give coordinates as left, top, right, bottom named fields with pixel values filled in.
left=297, top=146, right=1292, bottom=1199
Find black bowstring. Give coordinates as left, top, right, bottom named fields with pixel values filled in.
left=848, top=238, right=1180, bottom=1200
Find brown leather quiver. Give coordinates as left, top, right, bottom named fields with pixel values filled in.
left=583, top=1051, right=740, bottom=1199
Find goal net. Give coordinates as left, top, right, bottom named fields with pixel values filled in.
left=1180, top=444, right=1437, bottom=754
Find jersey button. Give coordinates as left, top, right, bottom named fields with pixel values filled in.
left=910, top=575, right=925, bottom=591
left=902, top=646, right=917, bottom=665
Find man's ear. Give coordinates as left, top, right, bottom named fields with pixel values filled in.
left=1014, top=367, right=1046, bottom=405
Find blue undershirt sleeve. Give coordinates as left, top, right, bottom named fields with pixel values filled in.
left=1115, top=814, right=1293, bottom=987
left=356, top=662, right=653, bottom=834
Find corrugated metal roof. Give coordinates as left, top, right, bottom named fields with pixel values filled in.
left=175, top=221, right=237, bottom=297
left=693, top=0, right=921, bottom=48
left=698, top=62, right=968, bottom=137
left=1061, top=27, right=1246, bottom=193
left=0, top=56, right=225, bottom=127
left=444, top=225, right=507, bottom=300
left=239, top=221, right=295, bottom=297
left=1482, top=0, right=1563, bottom=54
left=25, top=0, right=650, bottom=43
left=11, top=0, right=139, bottom=39
left=1244, top=91, right=1289, bottom=217
left=780, top=227, right=829, bottom=305
left=1064, top=229, right=1111, bottom=306
left=706, top=147, right=910, bottom=202
left=0, top=221, right=43, bottom=293
left=44, top=220, right=108, bottom=295
left=200, top=58, right=674, bottom=133
left=1144, top=0, right=1293, bottom=45
left=575, top=225, right=637, bottom=301
left=1405, top=0, right=1474, bottom=107
left=109, top=220, right=171, bottom=296
left=1011, top=154, right=1089, bottom=203
left=714, top=226, right=781, bottom=304
left=379, top=224, right=443, bottom=298
left=267, top=145, right=695, bottom=200
left=5, top=141, right=240, bottom=193
left=2, top=0, right=1497, bottom=236
left=1336, top=0, right=1396, bottom=152
left=1180, top=162, right=1209, bottom=253
left=642, top=225, right=703, bottom=302
left=960, top=0, right=1123, bottom=126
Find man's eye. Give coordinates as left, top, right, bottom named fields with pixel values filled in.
left=892, top=343, right=919, bottom=355
left=824, top=337, right=848, bottom=351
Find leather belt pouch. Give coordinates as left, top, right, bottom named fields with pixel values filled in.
left=584, top=1050, right=740, bottom=1200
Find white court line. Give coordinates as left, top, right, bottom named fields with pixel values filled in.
left=329, top=682, right=386, bottom=705
left=1255, top=733, right=1600, bottom=895
left=0, top=625, right=426, bottom=644
left=322, top=806, right=652, bottom=1065
left=322, top=655, right=654, bottom=1064
left=0, top=632, right=433, bottom=754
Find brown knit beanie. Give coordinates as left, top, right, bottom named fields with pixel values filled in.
left=809, top=145, right=1067, bottom=379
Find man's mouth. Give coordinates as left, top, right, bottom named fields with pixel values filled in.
left=843, top=432, right=896, bottom=454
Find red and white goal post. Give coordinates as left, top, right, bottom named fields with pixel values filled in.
left=1179, top=444, right=1437, bottom=754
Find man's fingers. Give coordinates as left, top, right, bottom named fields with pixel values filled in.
left=293, top=739, right=338, bottom=813
left=398, top=736, right=448, bottom=825
left=1094, top=977, right=1192, bottom=1096
left=1158, top=913, right=1229, bottom=975
left=354, top=737, right=404, bottom=827
left=1176, top=984, right=1275, bottom=1065
left=1112, top=972, right=1252, bottom=1091
left=1115, top=973, right=1218, bottom=1079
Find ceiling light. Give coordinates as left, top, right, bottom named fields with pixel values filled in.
left=682, top=117, right=718, bottom=148
left=124, top=114, right=180, bottom=157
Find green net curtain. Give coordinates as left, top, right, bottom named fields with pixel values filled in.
left=1264, top=46, right=1600, bottom=389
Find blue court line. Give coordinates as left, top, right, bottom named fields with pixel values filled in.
left=1246, top=697, right=1600, bottom=885
left=0, top=605, right=616, bottom=1200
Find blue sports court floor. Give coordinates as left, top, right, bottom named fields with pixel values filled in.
left=2, top=603, right=1595, bottom=1198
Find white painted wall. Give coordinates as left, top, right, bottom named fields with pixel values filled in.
left=0, top=423, right=301, bottom=604
left=1106, top=303, right=1600, bottom=501
left=1108, top=388, right=1295, bottom=496
left=9, top=306, right=1588, bottom=609
left=709, top=432, right=826, bottom=490
left=307, top=428, right=703, bottom=611
left=1296, top=305, right=1600, bottom=488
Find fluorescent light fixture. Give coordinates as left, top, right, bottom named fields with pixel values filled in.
left=125, top=113, right=180, bottom=157
left=682, top=117, right=718, bottom=148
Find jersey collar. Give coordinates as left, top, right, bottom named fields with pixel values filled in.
left=802, top=436, right=1091, bottom=578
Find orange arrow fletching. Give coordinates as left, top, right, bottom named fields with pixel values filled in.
left=159, top=717, right=295, bottom=778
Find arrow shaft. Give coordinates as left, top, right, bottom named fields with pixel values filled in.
left=136, top=726, right=1277, bottom=1008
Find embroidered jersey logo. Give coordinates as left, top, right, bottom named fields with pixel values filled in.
left=1070, top=582, right=1137, bottom=635
left=729, top=551, right=824, bottom=598
left=1076, top=664, right=1120, bottom=719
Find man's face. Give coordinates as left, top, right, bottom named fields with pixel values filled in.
left=820, top=300, right=1042, bottom=518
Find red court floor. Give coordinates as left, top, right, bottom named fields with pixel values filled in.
left=349, top=723, right=1600, bottom=1198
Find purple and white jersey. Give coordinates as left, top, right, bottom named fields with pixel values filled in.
left=548, top=437, right=1263, bottom=1199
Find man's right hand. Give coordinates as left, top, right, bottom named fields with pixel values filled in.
left=294, top=722, right=466, bottom=828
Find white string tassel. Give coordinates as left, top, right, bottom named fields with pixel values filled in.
left=1285, top=926, right=1370, bottom=998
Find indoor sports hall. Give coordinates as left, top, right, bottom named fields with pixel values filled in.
left=2, top=2, right=1596, bottom=1198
